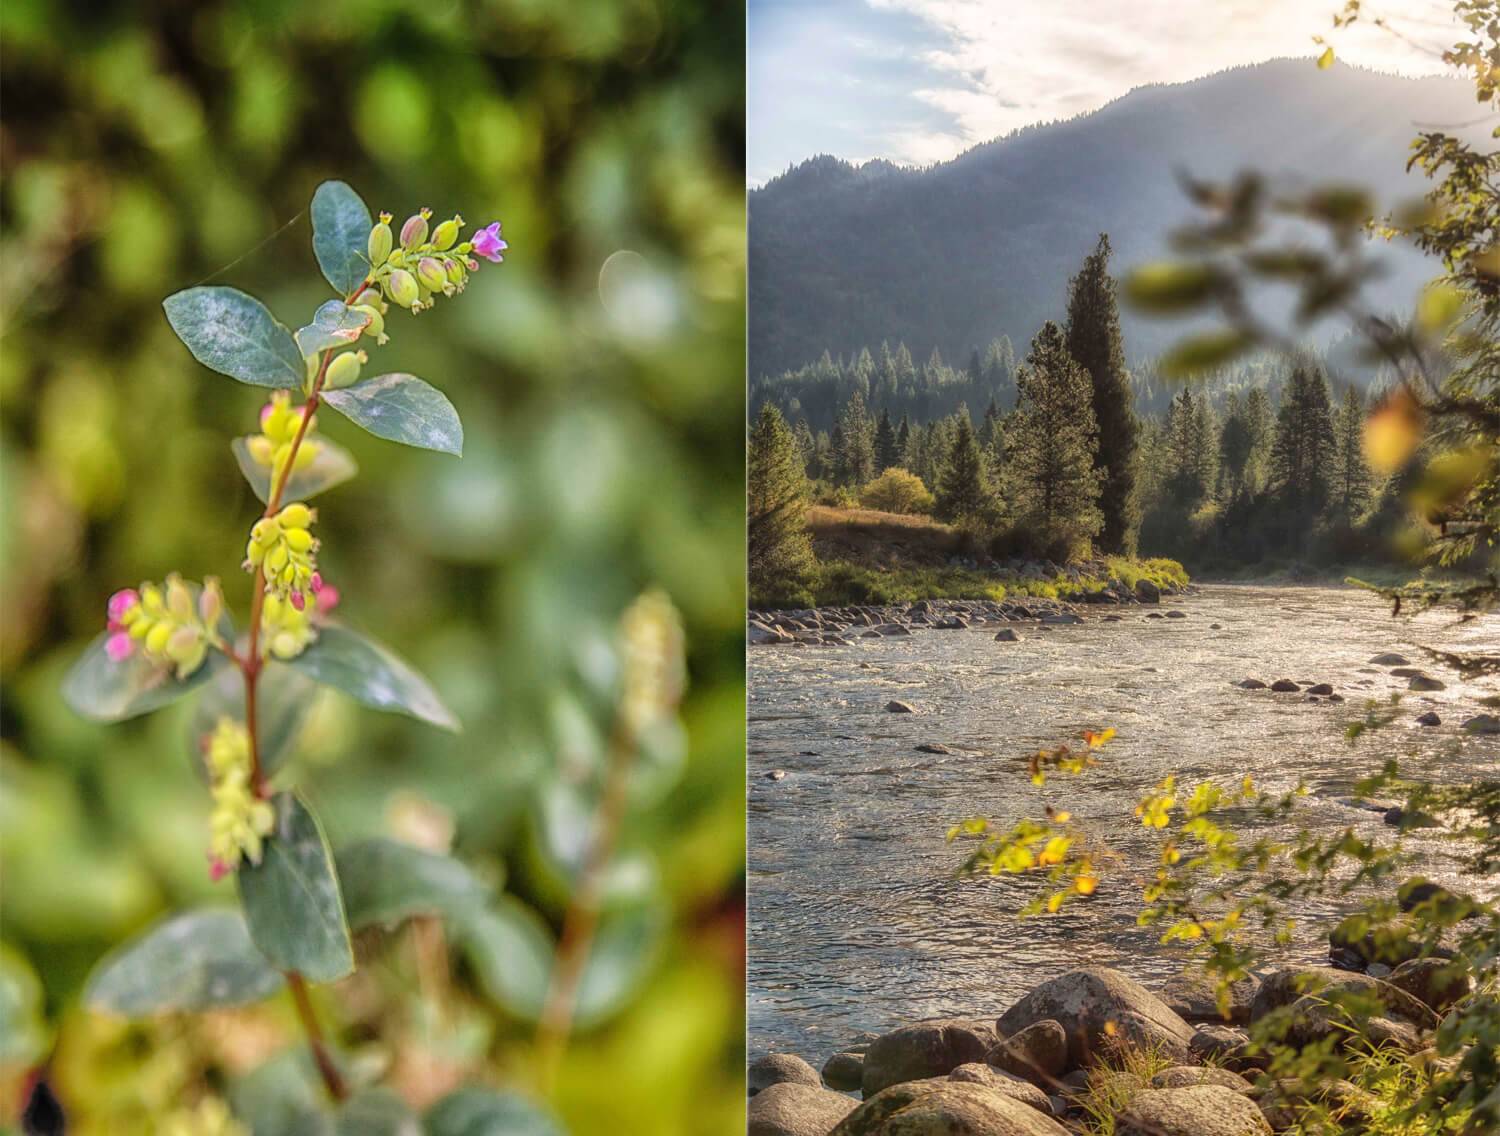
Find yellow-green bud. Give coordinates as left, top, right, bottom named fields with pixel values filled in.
left=416, top=256, right=448, bottom=293
left=368, top=218, right=394, bottom=265
left=400, top=209, right=431, bottom=250
left=432, top=216, right=461, bottom=250
left=386, top=268, right=420, bottom=310
left=353, top=304, right=386, bottom=344
left=199, top=577, right=224, bottom=627
left=445, top=259, right=465, bottom=286
left=146, top=621, right=173, bottom=655
left=278, top=503, right=313, bottom=530
left=324, top=349, right=366, bottom=390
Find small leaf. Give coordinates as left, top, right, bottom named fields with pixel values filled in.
left=323, top=374, right=464, bottom=456
left=338, top=1089, right=420, bottom=1136
left=288, top=623, right=460, bottom=732
left=230, top=1051, right=334, bottom=1136
left=297, top=300, right=373, bottom=358
left=1317, top=46, right=1335, bottom=70
left=574, top=903, right=666, bottom=1028
left=63, top=632, right=227, bottom=723
left=85, top=909, right=284, bottom=1016
left=423, top=1087, right=563, bottom=1136
left=238, top=794, right=354, bottom=984
left=311, top=181, right=374, bottom=297
left=458, top=898, right=554, bottom=1021
left=1159, top=330, right=1254, bottom=379
left=189, top=663, right=320, bottom=780
left=0, top=945, right=51, bottom=1064
left=163, top=287, right=304, bottom=389
left=1363, top=387, right=1424, bottom=474
left=232, top=436, right=359, bottom=504
left=1123, top=262, right=1223, bottom=314
left=336, top=839, right=493, bottom=931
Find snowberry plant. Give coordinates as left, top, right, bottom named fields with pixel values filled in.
left=56, top=181, right=571, bottom=1130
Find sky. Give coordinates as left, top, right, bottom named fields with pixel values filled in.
left=747, top=0, right=1460, bottom=186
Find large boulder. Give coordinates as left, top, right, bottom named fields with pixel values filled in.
left=988, top=1019, right=1068, bottom=1085
left=831, top=1080, right=1070, bottom=1135
left=750, top=1052, right=824, bottom=1096
left=860, top=1020, right=995, bottom=1097
left=750, top=1083, right=860, bottom=1136
left=885, top=700, right=917, bottom=714
left=1387, top=957, right=1472, bottom=1013
left=1158, top=972, right=1261, bottom=1024
left=947, top=1064, right=1054, bottom=1114
left=1250, top=966, right=1437, bottom=1030
left=1251, top=966, right=1436, bottom=1053
left=996, top=968, right=1196, bottom=1068
left=823, top=1052, right=865, bottom=1092
left=1150, top=1066, right=1254, bottom=1094
left=1250, top=1078, right=1377, bottom=1132
left=1188, top=1024, right=1260, bottom=1071
left=1135, top=579, right=1161, bottom=603
left=1116, top=1086, right=1271, bottom=1135
left=1463, top=713, right=1500, bottom=735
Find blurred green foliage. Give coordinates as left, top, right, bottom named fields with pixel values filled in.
left=0, top=1, right=745, bottom=1131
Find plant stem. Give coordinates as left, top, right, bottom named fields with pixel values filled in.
left=287, top=971, right=349, bottom=1101
left=534, top=722, right=636, bottom=1092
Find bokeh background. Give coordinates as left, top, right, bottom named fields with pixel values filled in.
left=0, top=1, right=745, bottom=1132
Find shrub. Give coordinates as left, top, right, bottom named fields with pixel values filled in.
left=860, top=467, right=935, bottom=515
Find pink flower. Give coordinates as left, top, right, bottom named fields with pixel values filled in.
left=312, top=575, right=340, bottom=615
left=106, top=631, right=135, bottom=662
left=472, top=222, right=507, bottom=264
left=107, top=588, right=138, bottom=628
left=208, top=858, right=230, bottom=883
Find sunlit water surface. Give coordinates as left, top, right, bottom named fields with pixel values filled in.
left=747, top=584, right=1500, bottom=1059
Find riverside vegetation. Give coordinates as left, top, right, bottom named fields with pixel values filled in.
left=56, top=182, right=687, bottom=1135
left=747, top=3, right=1499, bottom=1134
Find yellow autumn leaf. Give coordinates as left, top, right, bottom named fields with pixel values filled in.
left=1038, top=835, right=1072, bottom=866
left=1317, top=46, right=1335, bottom=69
left=1363, top=387, right=1423, bottom=474
left=1075, top=873, right=1099, bottom=896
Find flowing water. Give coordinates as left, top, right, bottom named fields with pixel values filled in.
left=747, top=584, right=1500, bottom=1060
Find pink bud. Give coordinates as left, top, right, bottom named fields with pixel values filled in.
left=315, top=583, right=341, bottom=614
left=208, top=858, right=230, bottom=883
left=106, top=631, right=135, bottom=662
left=107, top=588, right=138, bottom=623
left=310, top=572, right=324, bottom=592
left=260, top=401, right=276, bottom=427
left=290, top=590, right=306, bottom=611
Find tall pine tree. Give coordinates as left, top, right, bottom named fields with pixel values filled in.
left=833, top=390, right=875, bottom=488
left=935, top=414, right=991, bottom=521
left=1009, top=322, right=1104, bottom=556
left=1065, top=233, right=1140, bottom=554
left=748, top=403, right=816, bottom=602
left=1332, top=384, right=1371, bottom=523
left=1271, top=359, right=1337, bottom=513
left=873, top=408, right=898, bottom=473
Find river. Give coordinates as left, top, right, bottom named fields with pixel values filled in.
left=746, top=584, right=1500, bottom=1061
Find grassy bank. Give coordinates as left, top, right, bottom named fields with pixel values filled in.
left=753, top=506, right=1189, bottom=609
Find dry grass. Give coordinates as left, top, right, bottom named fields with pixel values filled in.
left=805, top=505, right=962, bottom=569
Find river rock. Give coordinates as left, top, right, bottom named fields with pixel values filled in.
left=1269, top=679, right=1300, bottom=692
left=1416, top=711, right=1441, bottom=726
left=914, top=742, right=952, bottom=754
left=766, top=769, right=787, bottom=780
left=1369, top=653, right=1410, bottom=666
left=1463, top=713, right=1500, bottom=735
left=860, top=1020, right=995, bottom=1096
left=996, top=967, right=1196, bottom=1068
left=751, top=1052, right=824, bottom=1096
left=876, top=624, right=910, bottom=636
left=1253, top=967, right=1435, bottom=1052
left=1237, top=679, right=1267, bottom=689
left=1251, top=1078, right=1376, bottom=1132
left=1409, top=674, right=1446, bottom=691
left=885, top=700, right=917, bottom=714
left=1383, top=806, right=1439, bottom=829
left=1040, top=612, right=1081, bottom=625
left=1164, top=610, right=1187, bottom=619
left=947, top=1064, right=1054, bottom=1113
left=988, top=1019, right=1068, bottom=1084
left=1251, top=966, right=1437, bottom=1030
left=1188, top=1024, right=1254, bottom=1068
left=751, top=621, right=791, bottom=644
left=1305, top=683, right=1334, bottom=696
left=994, top=628, right=1022, bottom=642
left=750, top=1082, right=860, bottom=1136
left=1117, top=1086, right=1271, bottom=1136
left=1158, top=972, right=1260, bottom=1024
left=1150, top=1066, right=1254, bottom=1094
left=1387, top=958, right=1471, bottom=1013
left=1135, top=579, right=1161, bottom=603
left=823, top=1052, right=865, bottom=1093
left=832, top=1080, right=1070, bottom=1136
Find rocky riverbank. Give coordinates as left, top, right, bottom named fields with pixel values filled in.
left=749, top=575, right=1191, bottom=647
left=747, top=953, right=1470, bottom=1135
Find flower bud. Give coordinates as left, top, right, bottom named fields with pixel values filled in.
left=247, top=436, right=275, bottom=465
left=278, top=503, right=313, bottom=530
left=368, top=215, right=394, bottom=265
left=445, top=259, right=465, bottom=287
left=106, top=631, right=135, bottom=661
left=400, top=209, right=431, bottom=250
left=354, top=304, right=387, bottom=344
left=324, top=349, right=366, bottom=390
left=199, top=577, right=224, bottom=627
left=146, top=621, right=173, bottom=655
left=432, top=216, right=462, bottom=251
left=166, top=574, right=194, bottom=622
left=385, top=268, right=420, bottom=310
left=416, top=256, right=448, bottom=293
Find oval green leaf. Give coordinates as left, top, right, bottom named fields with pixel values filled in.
left=189, top=662, right=319, bottom=780
left=163, top=286, right=304, bottom=389
left=336, top=839, right=493, bottom=931
left=296, top=300, right=373, bottom=358
left=238, top=794, right=354, bottom=984
left=0, top=945, right=51, bottom=1064
left=1123, top=262, right=1223, bottom=315
left=311, top=181, right=374, bottom=297
left=1159, top=329, right=1255, bottom=379
left=288, top=623, right=460, bottom=732
left=232, top=435, right=359, bottom=504
left=338, top=1090, right=420, bottom=1136
left=423, top=1088, right=563, bottom=1136
left=457, top=897, right=554, bottom=1022
left=231, top=1051, right=334, bottom=1136
left=574, top=903, right=665, bottom=1028
left=63, top=632, right=227, bottom=723
left=322, top=374, right=464, bottom=456
left=84, top=909, right=284, bottom=1016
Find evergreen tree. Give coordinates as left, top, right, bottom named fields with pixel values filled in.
left=935, top=414, right=991, bottom=521
left=876, top=341, right=899, bottom=407
left=873, top=408, right=898, bottom=473
left=1065, top=233, right=1140, bottom=553
left=1271, top=359, right=1337, bottom=512
left=895, top=414, right=911, bottom=466
left=1243, top=386, right=1274, bottom=490
left=967, top=347, right=983, bottom=384
left=748, top=403, right=816, bottom=601
left=833, top=390, right=875, bottom=488
left=1165, top=390, right=1216, bottom=508
left=792, top=417, right=817, bottom=479
left=978, top=399, right=1000, bottom=449
left=1218, top=393, right=1254, bottom=497
left=1009, top=321, right=1104, bottom=555
left=1332, top=384, right=1372, bottom=523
